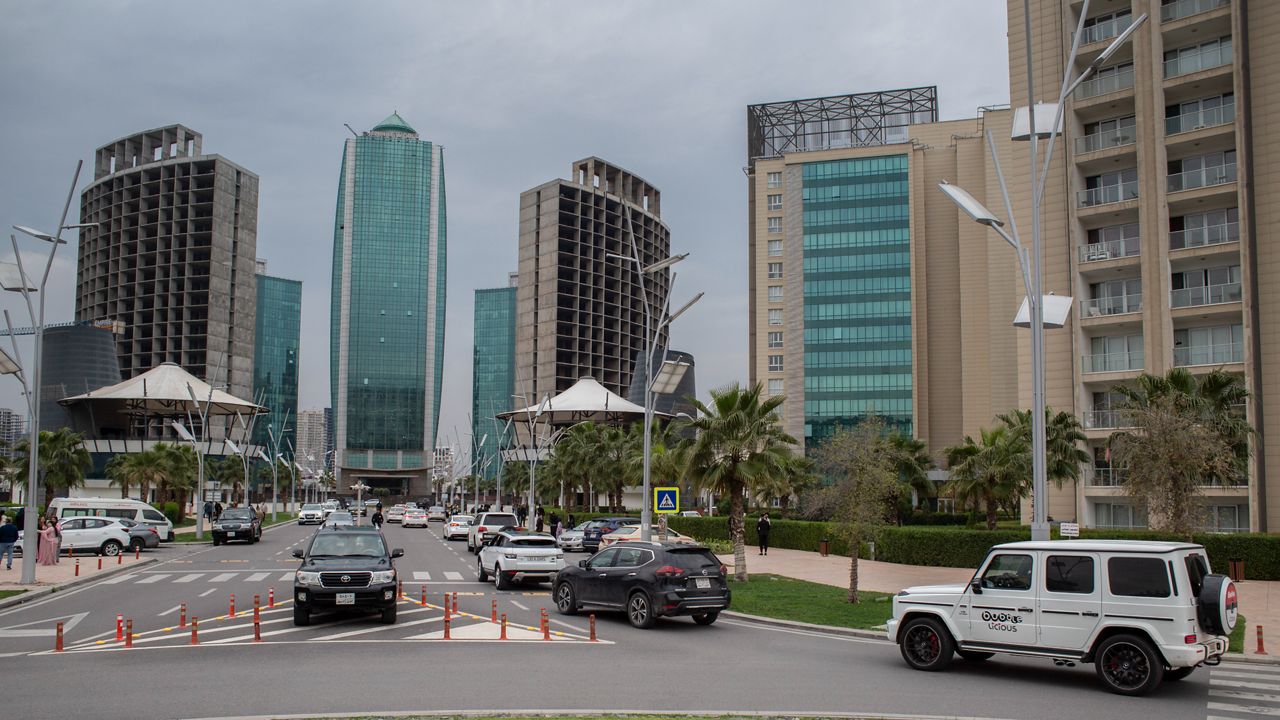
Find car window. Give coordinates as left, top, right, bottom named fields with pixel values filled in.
left=512, top=538, right=557, bottom=547
left=103, top=508, right=133, bottom=519
left=89, top=518, right=111, bottom=529
left=1045, top=555, right=1095, bottom=594
left=615, top=548, right=650, bottom=568
left=666, top=548, right=719, bottom=571
left=483, top=514, right=518, bottom=527
left=62, top=518, right=84, bottom=530
left=142, top=509, right=166, bottom=522
left=1108, top=557, right=1171, bottom=598
left=302, top=504, right=321, bottom=511
left=61, top=509, right=92, bottom=517
left=118, top=519, right=137, bottom=528
left=588, top=548, right=619, bottom=569
left=980, top=554, right=1033, bottom=591
left=1184, top=553, right=1209, bottom=596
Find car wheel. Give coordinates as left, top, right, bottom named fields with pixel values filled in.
left=495, top=565, right=512, bottom=591
left=627, top=591, right=657, bottom=629
left=899, top=617, right=954, bottom=671
left=1094, top=634, right=1164, bottom=696
left=100, top=540, right=123, bottom=557
left=129, top=538, right=145, bottom=552
left=555, top=582, right=578, bottom=615
left=692, top=611, right=719, bottom=626
left=1165, top=666, right=1195, bottom=682
left=957, top=650, right=995, bottom=662
left=477, top=557, right=489, bottom=582
left=293, top=605, right=310, bottom=626
left=380, top=604, right=397, bottom=624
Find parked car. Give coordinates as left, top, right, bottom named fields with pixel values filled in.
left=426, top=506, right=448, bottom=523
left=48, top=497, right=175, bottom=541
left=443, top=515, right=473, bottom=540
left=402, top=509, right=428, bottom=528
left=116, top=518, right=161, bottom=551
left=212, top=507, right=263, bottom=545
left=385, top=505, right=406, bottom=524
left=467, top=511, right=521, bottom=553
left=582, top=517, right=641, bottom=552
left=678, top=510, right=702, bottom=518
left=291, top=526, right=403, bottom=626
left=888, top=539, right=1234, bottom=696
left=323, top=511, right=356, bottom=529
left=554, top=541, right=730, bottom=628
left=599, top=525, right=697, bottom=549
left=52, top=517, right=134, bottom=557
left=477, top=529, right=565, bottom=589
left=298, top=504, right=325, bottom=525
left=556, top=521, right=592, bottom=552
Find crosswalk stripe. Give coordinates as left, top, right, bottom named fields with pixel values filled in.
left=210, top=573, right=237, bottom=582
left=1211, top=679, right=1280, bottom=691
left=278, top=572, right=293, bottom=581
left=174, top=574, right=204, bottom=583
left=1216, top=670, right=1280, bottom=682
left=245, top=572, right=270, bottom=582
left=413, top=571, right=431, bottom=581
left=135, top=574, right=170, bottom=584
left=98, top=573, right=135, bottom=585
left=1221, top=663, right=1280, bottom=675
left=443, top=571, right=463, bottom=581
left=1208, top=701, right=1280, bottom=716
left=1211, top=689, right=1280, bottom=703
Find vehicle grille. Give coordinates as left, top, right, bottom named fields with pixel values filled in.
left=320, top=572, right=371, bottom=588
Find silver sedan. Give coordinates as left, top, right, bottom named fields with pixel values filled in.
left=556, top=521, right=591, bottom=552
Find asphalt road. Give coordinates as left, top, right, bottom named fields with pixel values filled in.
left=0, top=519, right=1225, bottom=720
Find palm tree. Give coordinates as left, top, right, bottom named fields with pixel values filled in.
left=943, top=426, right=1032, bottom=530
left=152, top=443, right=197, bottom=521
left=996, top=407, right=1090, bottom=486
left=682, top=382, right=797, bottom=582
left=883, top=431, right=935, bottom=520
left=14, top=428, right=94, bottom=509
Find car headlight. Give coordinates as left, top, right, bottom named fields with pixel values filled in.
left=370, top=570, right=395, bottom=584
left=296, top=571, right=321, bottom=586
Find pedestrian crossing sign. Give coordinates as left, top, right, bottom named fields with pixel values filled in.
left=654, top=487, right=679, bottom=514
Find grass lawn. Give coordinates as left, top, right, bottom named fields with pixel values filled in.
left=728, top=573, right=892, bottom=630
left=1230, top=614, right=1247, bottom=654
left=0, top=589, right=27, bottom=601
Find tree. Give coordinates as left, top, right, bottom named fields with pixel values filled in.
left=996, top=407, right=1090, bottom=487
left=943, top=427, right=1031, bottom=530
left=152, top=443, right=197, bottom=521
left=883, top=431, right=935, bottom=521
left=811, top=416, right=901, bottom=602
left=106, top=450, right=165, bottom=502
left=14, top=428, right=94, bottom=509
left=751, top=452, right=817, bottom=513
left=682, top=383, right=796, bottom=582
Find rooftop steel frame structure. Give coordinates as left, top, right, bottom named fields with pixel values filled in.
left=747, top=86, right=939, bottom=164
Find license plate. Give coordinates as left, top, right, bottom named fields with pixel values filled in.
left=336, top=593, right=355, bottom=605
left=226, top=532, right=236, bottom=538
left=695, top=578, right=711, bottom=589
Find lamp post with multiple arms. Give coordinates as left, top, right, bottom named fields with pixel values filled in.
left=1, top=161, right=92, bottom=584
left=939, top=1, right=1146, bottom=541
left=223, top=438, right=252, bottom=507
left=170, top=420, right=205, bottom=539
left=256, top=446, right=278, bottom=523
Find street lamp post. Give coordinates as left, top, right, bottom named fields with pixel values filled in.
left=170, top=421, right=205, bottom=539
left=223, top=438, right=252, bottom=507
left=257, top=445, right=278, bottom=524
left=940, top=1, right=1146, bottom=541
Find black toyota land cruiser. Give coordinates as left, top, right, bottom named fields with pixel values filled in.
left=291, top=526, right=403, bottom=626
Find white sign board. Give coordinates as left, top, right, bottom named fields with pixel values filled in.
left=1059, top=522, right=1080, bottom=538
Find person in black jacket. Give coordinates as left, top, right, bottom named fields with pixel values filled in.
left=756, top=514, right=772, bottom=556
left=371, top=509, right=384, bottom=529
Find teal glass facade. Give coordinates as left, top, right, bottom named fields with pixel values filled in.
left=253, top=274, right=302, bottom=450
left=330, top=114, right=445, bottom=472
left=802, top=154, right=912, bottom=443
left=471, top=286, right=516, bottom=481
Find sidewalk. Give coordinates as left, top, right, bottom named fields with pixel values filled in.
left=722, top=545, right=1279, bottom=659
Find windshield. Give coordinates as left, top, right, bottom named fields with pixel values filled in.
left=483, top=514, right=519, bottom=526
left=302, top=504, right=321, bottom=511
left=512, top=538, right=558, bottom=547
left=221, top=509, right=253, bottom=520
left=666, top=548, right=720, bottom=571
left=309, top=533, right=386, bottom=557
left=326, top=512, right=353, bottom=522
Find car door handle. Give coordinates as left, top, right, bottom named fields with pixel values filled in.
left=597, top=573, right=607, bottom=577
left=1018, top=607, right=1034, bottom=613
left=627, top=572, right=637, bottom=577
left=1081, top=611, right=1100, bottom=617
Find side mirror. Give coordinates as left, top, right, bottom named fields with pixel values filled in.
left=970, top=579, right=984, bottom=595
left=578, top=559, right=588, bottom=569
left=391, top=548, right=404, bottom=558
left=291, top=549, right=304, bottom=559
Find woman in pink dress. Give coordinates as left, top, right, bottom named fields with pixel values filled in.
left=37, top=517, right=58, bottom=566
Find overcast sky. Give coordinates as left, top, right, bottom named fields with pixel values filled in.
left=0, top=0, right=1009, bottom=454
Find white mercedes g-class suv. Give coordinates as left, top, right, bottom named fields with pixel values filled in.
left=888, top=540, right=1236, bottom=696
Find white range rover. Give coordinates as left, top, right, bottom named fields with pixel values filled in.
left=888, top=539, right=1236, bottom=696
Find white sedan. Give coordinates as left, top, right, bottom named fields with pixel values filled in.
left=402, top=509, right=429, bottom=528
left=598, top=525, right=697, bottom=549
left=385, top=505, right=406, bottom=523
left=443, top=515, right=473, bottom=540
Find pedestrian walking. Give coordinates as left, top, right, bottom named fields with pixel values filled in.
left=214, top=501, right=223, bottom=520
left=756, top=513, right=772, bottom=556
left=371, top=509, right=384, bottom=530
left=0, top=515, right=18, bottom=570
left=203, top=500, right=213, bottom=524
left=534, top=506, right=545, bottom=533
left=549, top=512, right=561, bottom=538
left=516, top=504, right=527, bottom=526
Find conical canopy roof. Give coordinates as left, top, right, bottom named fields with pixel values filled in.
left=58, top=362, right=266, bottom=417
left=496, top=376, right=663, bottom=426
left=372, top=111, right=416, bottom=135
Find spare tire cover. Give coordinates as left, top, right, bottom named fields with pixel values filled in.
left=1200, top=574, right=1239, bottom=635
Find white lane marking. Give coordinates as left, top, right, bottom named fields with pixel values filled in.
left=135, top=574, right=171, bottom=584
left=717, top=618, right=890, bottom=645
left=279, top=572, right=294, bottom=581
left=209, top=572, right=237, bottom=582
left=511, top=601, right=529, bottom=611
left=98, top=573, right=136, bottom=585
left=1210, top=689, right=1280, bottom=702
left=310, top=609, right=438, bottom=641
left=0, top=611, right=89, bottom=637
left=158, top=605, right=182, bottom=617
left=244, top=572, right=270, bottom=582
left=443, top=571, right=463, bottom=581
left=1219, top=663, right=1280, bottom=675
left=1207, top=702, right=1280, bottom=716
left=174, top=573, right=204, bottom=583
left=1208, top=678, right=1280, bottom=691
left=199, top=588, right=217, bottom=597
left=413, top=571, right=431, bottom=581
left=1215, top=669, right=1280, bottom=681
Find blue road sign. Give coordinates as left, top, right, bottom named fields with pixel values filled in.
left=654, top=487, right=679, bottom=514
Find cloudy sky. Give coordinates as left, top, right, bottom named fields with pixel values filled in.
left=0, top=0, right=1008, bottom=454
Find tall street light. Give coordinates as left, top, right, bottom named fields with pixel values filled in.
left=223, top=438, right=252, bottom=507
left=940, top=1, right=1146, bottom=541
left=171, top=420, right=206, bottom=540
left=256, top=446, right=278, bottom=524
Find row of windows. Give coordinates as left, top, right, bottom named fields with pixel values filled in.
left=804, top=230, right=910, bottom=251
left=804, top=374, right=912, bottom=392
left=802, top=156, right=908, bottom=178
left=804, top=325, right=912, bottom=343
left=804, top=301, right=912, bottom=320
left=802, top=181, right=909, bottom=202
left=805, top=398, right=913, bottom=415
left=802, top=252, right=909, bottom=273
left=802, top=206, right=909, bottom=227
left=803, top=276, right=910, bottom=297
left=804, top=349, right=912, bottom=367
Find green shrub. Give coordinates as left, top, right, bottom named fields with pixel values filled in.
left=901, top=510, right=969, bottom=526
left=873, top=526, right=1027, bottom=568
left=159, top=502, right=180, bottom=524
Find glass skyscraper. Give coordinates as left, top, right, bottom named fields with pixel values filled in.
left=330, top=112, right=446, bottom=495
left=253, top=267, right=302, bottom=450
left=471, top=285, right=516, bottom=481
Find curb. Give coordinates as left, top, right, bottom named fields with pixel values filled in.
left=1225, top=652, right=1280, bottom=666
left=0, top=556, right=158, bottom=611
left=721, top=610, right=886, bottom=640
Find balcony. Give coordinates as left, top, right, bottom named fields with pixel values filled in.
left=1170, top=221, right=1239, bottom=249
left=1174, top=342, right=1243, bottom=366
left=1165, top=105, right=1235, bottom=135
left=1170, top=281, right=1241, bottom=308
left=1161, top=0, right=1230, bottom=23
left=1076, top=68, right=1135, bottom=100
left=1087, top=468, right=1128, bottom=486
left=1080, top=14, right=1132, bottom=45
left=1084, top=409, right=1134, bottom=430
left=1082, top=349, right=1145, bottom=374
left=1168, top=163, right=1236, bottom=192
left=1079, top=238, right=1140, bottom=264
left=1078, top=181, right=1138, bottom=208
left=1164, top=44, right=1233, bottom=79
left=1075, top=127, right=1136, bottom=154
left=1082, top=293, right=1142, bottom=317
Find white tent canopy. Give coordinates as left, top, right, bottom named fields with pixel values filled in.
left=496, top=376, right=665, bottom=426
left=59, top=362, right=265, bottom=417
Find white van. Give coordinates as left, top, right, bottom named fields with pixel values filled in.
left=48, top=497, right=175, bottom=541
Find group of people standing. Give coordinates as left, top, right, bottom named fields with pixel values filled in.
left=0, top=511, right=64, bottom=569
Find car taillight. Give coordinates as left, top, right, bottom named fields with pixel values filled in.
left=150, top=528, right=159, bottom=535
left=719, top=564, right=727, bottom=576
left=1185, top=634, right=1198, bottom=644
left=655, top=565, right=685, bottom=578
left=601, top=527, right=613, bottom=534
left=478, top=526, right=488, bottom=533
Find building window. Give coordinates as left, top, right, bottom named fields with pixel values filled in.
left=767, top=262, right=783, bottom=279
left=768, top=309, right=783, bottom=325
left=768, top=355, right=784, bottom=372
left=767, top=172, right=782, bottom=188
left=768, top=331, right=783, bottom=348
left=767, top=239, right=783, bottom=256
left=767, top=217, right=782, bottom=234
left=768, top=285, right=783, bottom=302
left=767, top=194, right=782, bottom=211
left=768, top=379, right=784, bottom=395
left=1094, top=502, right=1147, bottom=529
